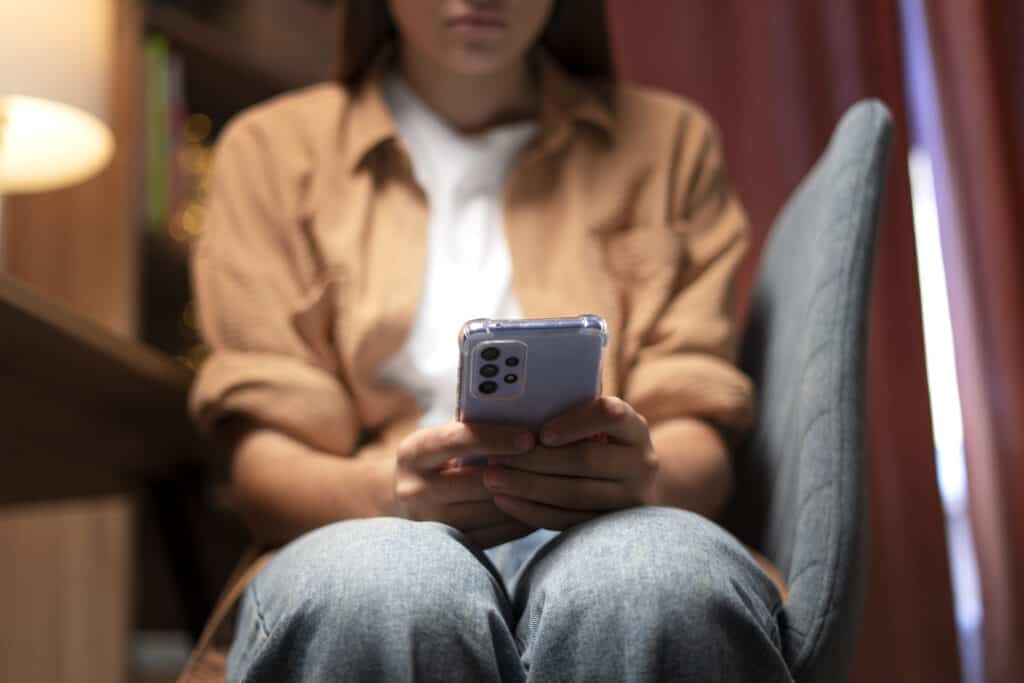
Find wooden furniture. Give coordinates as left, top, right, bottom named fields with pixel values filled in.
left=139, top=1, right=340, bottom=363
left=0, top=273, right=200, bottom=506
left=145, top=3, right=312, bottom=135
left=0, top=272, right=246, bottom=646
left=0, top=3, right=144, bottom=681
left=0, top=4, right=333, bottom=680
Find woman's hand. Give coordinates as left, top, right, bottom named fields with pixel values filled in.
left=483, top=396, right=659, bottom=530
left=394, top=421, right=538, bottom=548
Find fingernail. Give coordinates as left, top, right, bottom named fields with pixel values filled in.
left=516, top=433, right=533, bottom=450
left=541, top=429, right=558, bottom=445
left=484, top=470, right=506, bottom=490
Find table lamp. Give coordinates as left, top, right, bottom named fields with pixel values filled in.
left=0, top=0, right=116, bottom=269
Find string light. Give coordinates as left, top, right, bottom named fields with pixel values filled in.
left=168, top=112, right=213, bottom=244
left=167, top=112, right=214, bottom=367
left=184, top=113, right=212, bottom=144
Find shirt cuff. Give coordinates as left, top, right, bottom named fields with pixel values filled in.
left=623, top=354, right=755, bottom=435
left=190, top=350, right=360, bottom=456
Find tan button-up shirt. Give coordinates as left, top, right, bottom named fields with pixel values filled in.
left=190, top=58, right=754, bottom=458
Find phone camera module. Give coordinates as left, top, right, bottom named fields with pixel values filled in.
left=504, top=374, right=518, bottom=384
left=480, top=364, right=499, bottom=378
left=479, top=380, right=498, bottom=395
left=481, top=347, right=500, bottom=361
left=505, top=357, right=520, bottom=367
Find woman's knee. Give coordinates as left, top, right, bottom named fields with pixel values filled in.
left=249, top=517, right=507, bottom=637
left=514, top=508, right=790, bottom=680
left=518, top=507, right=783, bottom=645
left=230, top=518, right=519, bottom=680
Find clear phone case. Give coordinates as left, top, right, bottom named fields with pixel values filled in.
left=456, top=314, right=607, bottom=433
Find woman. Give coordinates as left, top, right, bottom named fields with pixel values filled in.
left=185, top=1, right=789, bottom=680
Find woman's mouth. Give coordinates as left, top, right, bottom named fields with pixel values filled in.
left=447, top=13, right=507, bottom=31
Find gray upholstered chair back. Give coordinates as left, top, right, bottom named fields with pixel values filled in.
left=728, top=100, right=893, bottom=682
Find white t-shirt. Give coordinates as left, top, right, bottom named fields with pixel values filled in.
left=377, top=72, right=539, bottom=428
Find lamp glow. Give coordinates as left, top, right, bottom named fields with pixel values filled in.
left=0, top=1, right=116, bottom=194
left=0, top=96, right=114, bottom=193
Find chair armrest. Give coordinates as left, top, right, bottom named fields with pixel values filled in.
left=729, top=101, right=892, bottom=681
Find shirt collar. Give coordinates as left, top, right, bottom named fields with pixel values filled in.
left=343, top=50, right=615, bottom=172
left=534, top=50, right=615, bottom=145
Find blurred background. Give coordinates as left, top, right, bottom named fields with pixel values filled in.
left=0, top=1, right=1020, bottom=681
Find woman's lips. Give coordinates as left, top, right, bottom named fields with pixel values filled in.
left=448, top=14, right=506, bottom=30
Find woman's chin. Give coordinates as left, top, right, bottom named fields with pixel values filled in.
left=439, top=46, right=520, bottom=79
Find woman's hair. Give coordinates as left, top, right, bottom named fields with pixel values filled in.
left=337, top=0, right=615, bottom=86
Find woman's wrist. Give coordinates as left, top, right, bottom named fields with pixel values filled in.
left=367, top=455, right=399, bottom=518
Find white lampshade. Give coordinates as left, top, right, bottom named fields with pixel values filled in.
left=0, top=1, right=116, bottom=194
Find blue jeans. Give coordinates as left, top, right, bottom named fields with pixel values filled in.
left=227, top=507, right=790, bottom=682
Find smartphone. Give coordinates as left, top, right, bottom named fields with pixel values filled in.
left=456, top=314, right=607, bottom=434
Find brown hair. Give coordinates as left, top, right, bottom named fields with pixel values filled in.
left=337, top=0, right=615, bottom=86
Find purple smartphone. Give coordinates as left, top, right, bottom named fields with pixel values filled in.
left=456, top=314, right=607, bottom=434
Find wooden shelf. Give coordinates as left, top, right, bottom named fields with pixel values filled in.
left=146, top=4, right=296, bottom=85
left=144, top=4, right=295, bottom=132
left=138, top=1, right=339, bottom=352
left=0, top=274, right=204, bottom=506
left=141, top=231, right=194, bottom=357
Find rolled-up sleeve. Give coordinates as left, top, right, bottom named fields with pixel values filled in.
left=622, top=115, right=755, bottom=435
left=189, top=115, right=359, bottom=456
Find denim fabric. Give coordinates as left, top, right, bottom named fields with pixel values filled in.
left=227, top=508, right=791, bottom=682
left=485, top=528, right=560, bottom=587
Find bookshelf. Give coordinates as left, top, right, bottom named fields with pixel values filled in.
left=139, top=0, right=339, bottom=361
left=144, top=3, right=297, bottom=135
left=131, top=3, right=343, bottom=642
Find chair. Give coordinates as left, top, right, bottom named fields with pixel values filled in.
left=726, top=99, right=893, bottom=682
left=156, top=99, right=896, bottom=680
left=166, top=98, right=892, bottom=681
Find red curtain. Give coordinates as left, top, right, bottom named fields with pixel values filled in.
left=924, top=0, right=1024, bottom=680
left=606, top=1, right=960, bottom=680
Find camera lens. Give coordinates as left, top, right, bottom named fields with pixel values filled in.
left=505, top=357, right=520, bottom=367
left=481, top=347, right=500, bottom=361
left=504, top=374, right=518, bottom=384
left=479, top=381, right=498, bottom=395
left=480, top=364, right=499, bottom=378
